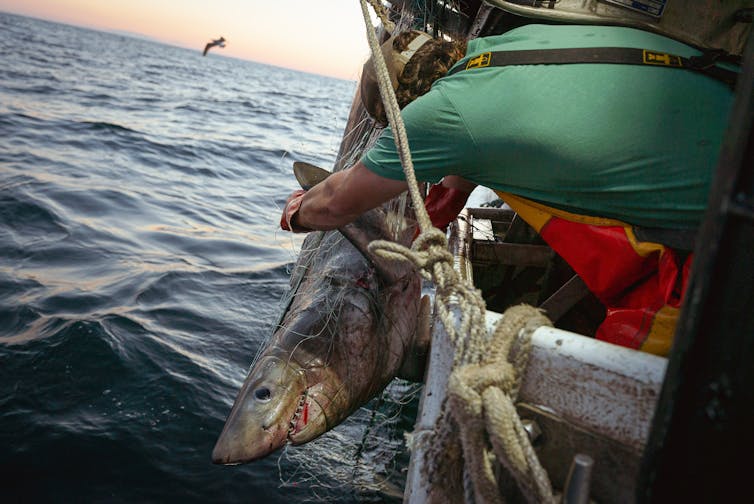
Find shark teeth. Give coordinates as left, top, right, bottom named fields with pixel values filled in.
left=288, top=389, right=308, bottom=437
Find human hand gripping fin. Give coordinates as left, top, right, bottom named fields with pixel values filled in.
left=280, top=162, right=333, bottom=232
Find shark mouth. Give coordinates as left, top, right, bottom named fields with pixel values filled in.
left=288, top=389, right=309, bottom=438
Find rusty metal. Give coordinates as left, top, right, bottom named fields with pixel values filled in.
left=518, top=404, right=638, bottom=504
left=448, top=208, right=475, bottom=283
left=404, top=307, right=667, bottom=503
left=467, top=4, right=495, bottom=39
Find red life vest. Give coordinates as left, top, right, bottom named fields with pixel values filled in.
left=498, top=192, right=691, bottom=356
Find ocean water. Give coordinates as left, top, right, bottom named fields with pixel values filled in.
left=0, top=12, right=415, bottom=503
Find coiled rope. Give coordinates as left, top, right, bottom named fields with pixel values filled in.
left=357, top=1, right=556, bottom=502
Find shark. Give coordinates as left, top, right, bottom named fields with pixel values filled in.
left=212, top=164, right=430, bottom=464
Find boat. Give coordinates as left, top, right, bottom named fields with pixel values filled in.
left=328, top=1, right=754, bottom=502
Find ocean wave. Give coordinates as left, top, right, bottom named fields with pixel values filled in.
left=0, top=11, right=397, bottom=503
left=0, top=191, right=68, bottom=238
left=0, top=111, right=52, bottom=130
left=5, top=82, right=62, bottom=95
left=75, top=119, right=137, bottom=133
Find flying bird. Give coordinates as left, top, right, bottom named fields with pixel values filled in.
left=203, top=36, right=226, bottom=56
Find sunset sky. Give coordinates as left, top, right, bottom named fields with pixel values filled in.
left=0, top=0, right=373, bottom=80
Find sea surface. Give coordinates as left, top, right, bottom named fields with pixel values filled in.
left=0, top=12, right=417, bottom=503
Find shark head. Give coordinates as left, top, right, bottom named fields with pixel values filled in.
left=211, top=355, right=307, bottom=464
left=211, top=227, right=387, bottom=463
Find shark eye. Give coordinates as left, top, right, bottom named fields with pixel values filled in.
left=254, top=387, right=272, bottom=401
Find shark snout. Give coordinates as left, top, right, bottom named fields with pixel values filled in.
left=212, top=356, right=305, bottom=465
left=211, top=432, right=254, bottom=465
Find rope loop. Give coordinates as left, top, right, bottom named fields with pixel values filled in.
left=411, top=227, right=448, bottom=253
left=424, top=247, right=455, bottom=276
left=444, top=305, right=557, bottom=504
left=368, top=228, right=455, bottom=282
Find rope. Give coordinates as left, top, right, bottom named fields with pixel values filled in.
left=357, top=0, right=485, bottom=368
left=357, top=1, right=555, bottom=501
left=447, top=305, right=557, bottom=504
left=365, top=0, right=395, bottom=35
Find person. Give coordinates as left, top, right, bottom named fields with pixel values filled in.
left=280, top=2, right=750, bottom=356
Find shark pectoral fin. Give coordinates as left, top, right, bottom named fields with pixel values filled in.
left=340, top=209, right=416, bottom=285
left=397, top=294, right=432, bottom=382
left=293, top=161, right=332, bottom=190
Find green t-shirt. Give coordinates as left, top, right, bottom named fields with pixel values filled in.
left=361, top=24, right=735, bottom=230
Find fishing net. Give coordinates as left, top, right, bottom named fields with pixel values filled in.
left=276, top=379, right=422, bottom=502
left=248, top=13, right=425, bottom=498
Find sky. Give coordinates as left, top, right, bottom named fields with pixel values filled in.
left=0, top=0, right=373, bottom=80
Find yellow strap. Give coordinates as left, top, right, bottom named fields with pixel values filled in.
left=496, top=191, right=629, bottom=229
left=496, top=191, right=666, bottom=258
left=640, top=305, right=678, bottom=356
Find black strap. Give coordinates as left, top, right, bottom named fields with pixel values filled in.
left=447, top=47, right=739, bottom=88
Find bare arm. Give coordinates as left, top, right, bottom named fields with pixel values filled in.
left=293, top=162, right=409, bottom=231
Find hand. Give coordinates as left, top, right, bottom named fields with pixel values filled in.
left=280, top=189, right=310, bottom=233
left=424, top=183, right=471, bottom=232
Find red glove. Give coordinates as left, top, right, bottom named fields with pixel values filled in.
left=280, top=189, right=310, bottom=233
left=424, top=183, right=470, bottom=232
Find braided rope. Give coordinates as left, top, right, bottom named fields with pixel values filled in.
left=357, top=1, right=555, bottom=501
left=447, top=305, right=557, bottom=503
left=365, top=0, right=395, bottom=34
left=358, top=0, right=485, bottom=369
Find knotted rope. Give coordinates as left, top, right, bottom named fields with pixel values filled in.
left=357, top=1, right=556, bottom=502
left=447, top=305, right=556, bottom=503
left=357, top=0, right=487, bottom=367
